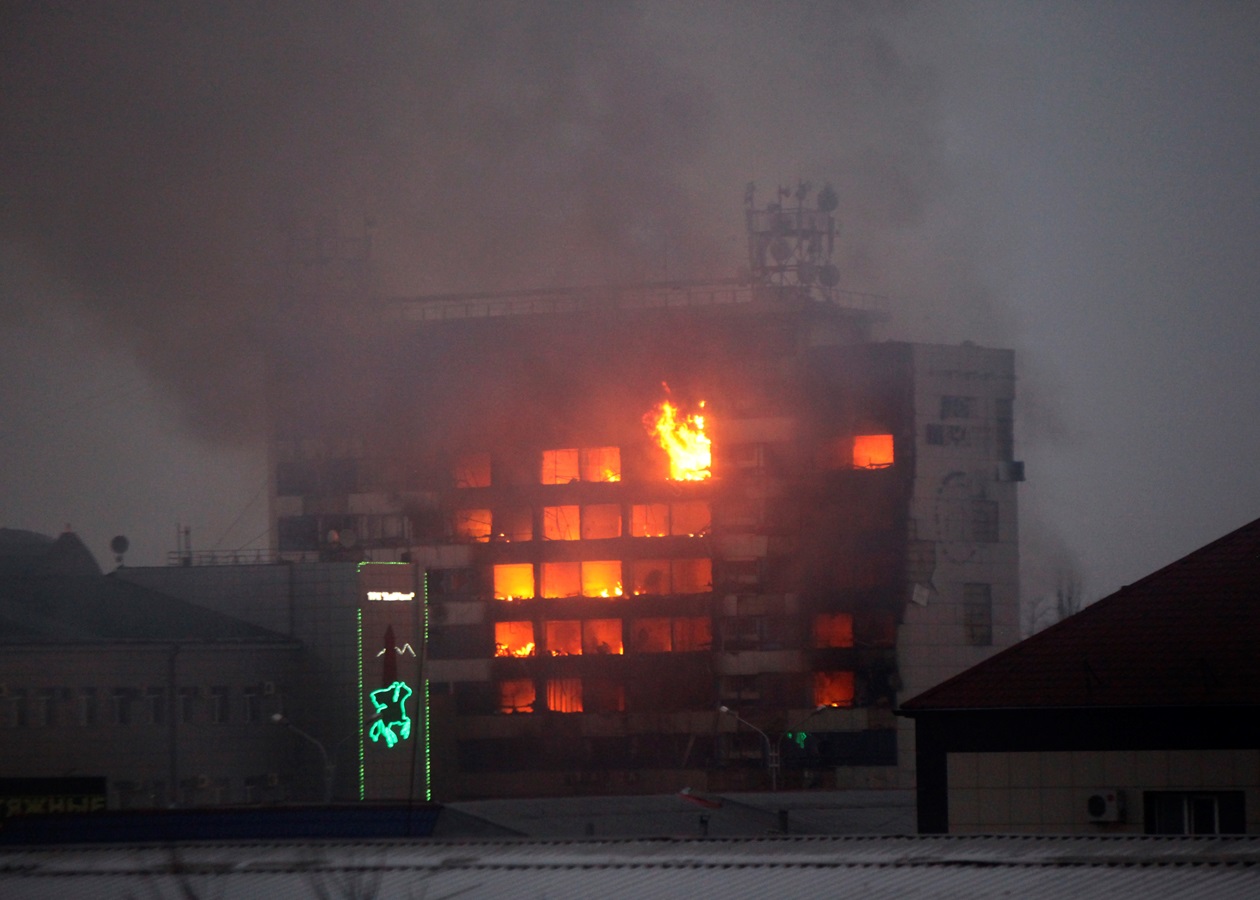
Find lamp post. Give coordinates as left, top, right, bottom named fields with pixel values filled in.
left=719, top=705, right=828, bottom=792
left=271, top=713, right=350, bottom=804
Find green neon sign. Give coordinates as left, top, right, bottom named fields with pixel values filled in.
left=368, top=680, right=413, bottom=748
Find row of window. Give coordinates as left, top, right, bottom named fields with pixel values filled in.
left=454, top=500, right=711, bottom=543
left=493, top=558, right=712, bottom=600
left=492, top=613, right=860, bottom=659
left=493, top=670, right=857, bottom=715
left=108, top=775, right=288, bottom=809
left=0, top=685, right=280, bottom=728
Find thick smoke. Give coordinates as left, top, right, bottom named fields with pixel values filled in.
left=1, top=2, right=1006, bottom=443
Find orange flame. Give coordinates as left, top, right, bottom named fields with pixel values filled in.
left=645, top=397, right=711, bottom=481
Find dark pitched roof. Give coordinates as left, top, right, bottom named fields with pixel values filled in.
left=0, top=530, right=293, bottom=645
left=901, top=516, right=1260, bottom=712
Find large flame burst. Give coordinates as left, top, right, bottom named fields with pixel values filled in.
left=645, top=396, right=711, bottom=481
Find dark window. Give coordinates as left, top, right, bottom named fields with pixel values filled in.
left=963, top=583, right=993, bottom=646
left=1145, top=791, right=1245, bottom=834
left=147, top=688, right=166, bottom=725
left=995, top=398, right=1014, bottom=460
left=940, top=396, right=974, bottom=419
left=179, top=687, right=198, bottom=723
left=210, top=686, right=230, bottom=724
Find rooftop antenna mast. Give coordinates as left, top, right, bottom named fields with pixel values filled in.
left=744, top=180, right=841, bottom=299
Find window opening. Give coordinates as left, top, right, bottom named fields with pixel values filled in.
left=813, top=671, right=855, bottom=707
left=494, top=563, right=535, bottom=601
left=582, top=560, right=623, bottom=597
left=546, top=678, right=583, bottom=713
left=545, top=620, right=583, bottom=656
left=454, top=452, right=491, bottom=488
left=582, top=619, right=624, bottom=655
left=498, top=679, right=536, bottom=714
left=495, top=621, right=536, bottom=657
left=541, top=561, right=581, bottom=598
left=813, top=612, right=855, bottom=648
left=454, top=509, right=492, bottom=542
left=543, top=505, right=581, bottom=541
left=631, top=504, right=670, bottom=537
left=853, top=434, right=894, bottom=469
left=963, top=583, right=993, bottom=646
left=581, top=504, right=622, bottom=539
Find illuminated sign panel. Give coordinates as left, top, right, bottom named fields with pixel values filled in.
left=368, top=681, right=413, bottom=747
left=366, top=591, right=415, bottom=602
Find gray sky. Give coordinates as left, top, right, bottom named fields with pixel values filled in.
left=3, top=2, right=1258, bottom=610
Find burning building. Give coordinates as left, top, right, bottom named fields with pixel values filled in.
left=268, top=186, right=1023, bottom=798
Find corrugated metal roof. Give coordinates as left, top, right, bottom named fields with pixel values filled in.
left=902, top=516, right=1260, bottom=710
left=3, top=835, right=1259, bottom=899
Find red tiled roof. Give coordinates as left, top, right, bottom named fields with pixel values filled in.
left=901, top=516, right=1260, bottom=711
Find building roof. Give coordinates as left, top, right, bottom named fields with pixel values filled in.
left=0, top=530, right=295, bottom=645
left=902, top=516, right=1260, bottom=711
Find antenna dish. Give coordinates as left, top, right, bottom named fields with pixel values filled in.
left=769, top=238, right=793, bottom=263
left=110, top=535, right=130, bottom=555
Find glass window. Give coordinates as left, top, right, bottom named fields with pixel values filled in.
left=544, top=620, right=582, bottom=656
left=454, top=509, right=492, bottom=542
left=631, top=503, right=669, bottom=537
left=495, top=621, right=536, bottom=657
left=631, top=618, right=672, bottom=653
left=495, top=508, right=533, bottom=542
left=541, top=562, right=581, bottom=598
left=813, top=612, right=855, bottom=648
left=581, top=447, right=621, bottom=483
left=672, top=558, right=712, bottom=594
left=541, top=449, right=581, bottom=485
left=581, top=504, right=622, bottom=539
left=543, top=505, right=581, bottom=541
left=673, top=617, right=712, bottom=651
left=853, top=434, right=894, bottom=468
left=581, top=560, right=623, bottom=597
left=813, top=671, right=855, bottom=707
left=630, top=559, right=670, bottom=595
left=498, top=679, right=536, bottom=714
left=494, top=563, right=535, bottom=601
left=582, top=619, right=623, bottom=655
left=546, top=678, right=583, bottom=713
left=963, top=583, right=993, bottom=646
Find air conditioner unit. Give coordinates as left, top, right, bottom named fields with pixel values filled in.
left=262, top=681, right=277, bottom=696
left=266, top=772, right=281, bottom=788
left=1086, top=789, right=1125, bottom=823
left=196, top=775, right=212, bottom=789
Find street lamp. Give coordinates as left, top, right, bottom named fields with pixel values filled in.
left=719, top=705, right=828, bottom=792
left=270, top=713, right=351, bottom=804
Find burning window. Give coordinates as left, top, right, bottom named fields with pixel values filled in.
left=494, top=621, right=536, bottom=657
left=582, top=560, right=623, bottom=597
left=495, top=508, right=533, bottom=542
left=673, top=617, right=712, bottom=651
left=454, top=452, right=492, bottom=487
left=645, top=398, right=711, bottom=481
left=541, top=449, right=580, bottom=484
left=543, top=505, right=580, bottom=541
left=454, top=509, right=491, bottom=543
left=498, top=679, right=535, bottom=714
left=545, top=620, right=582, bottom=656
left=493, top=563, right=535, bottom=601
left=541, top=562, right=581, bottom=598
left=813, top=671, right=856, bottom=708
left=631, top=618, right=672, bottom=652
left=541, top=447, right=621, bottom=484
left=581, top=447, right=621, bottom=483
left=630, top=559, right=670, bottom=595
left=672, top=558, right=712, bottom=594
left=812, top=613, right=855, bottom=648
left=582, top=619, right=623, bottom=655
left=853, top=434, right=894, bottom=469
left=581, top=504, right=622, bottom=539
left=670, top=501, right=711, bottom=536
left=546, top=678, right=583, bottom=713
left=631, top=504, right=669, bottom=537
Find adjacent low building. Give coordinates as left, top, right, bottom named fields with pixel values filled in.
left=900, top=516, right=1260, bottom=834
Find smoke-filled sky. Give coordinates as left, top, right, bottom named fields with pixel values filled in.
left=3, top=2, right=1259, bottom=614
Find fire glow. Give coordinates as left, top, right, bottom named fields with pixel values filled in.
left=645, top=395, right=711, bottom=481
